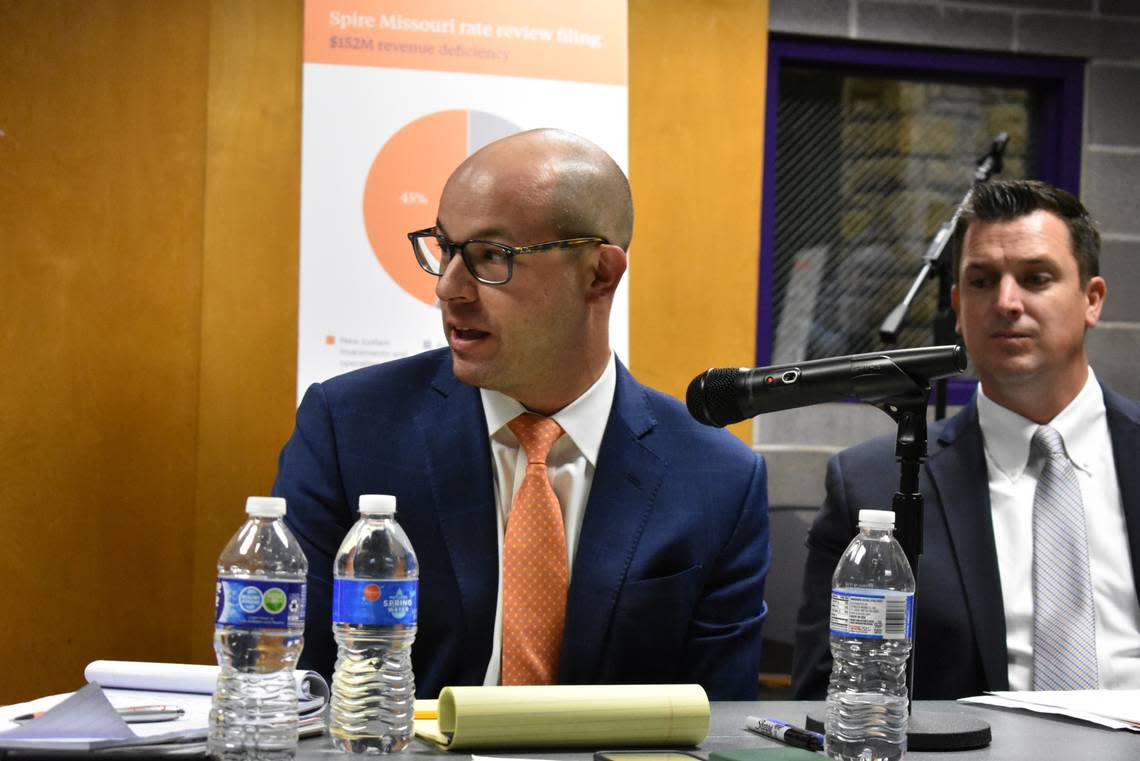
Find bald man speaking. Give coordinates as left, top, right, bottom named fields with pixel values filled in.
left=273, top=129, right=770, bottom=700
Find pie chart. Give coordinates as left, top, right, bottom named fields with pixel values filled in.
left=362, top=110, right=521, bottom=306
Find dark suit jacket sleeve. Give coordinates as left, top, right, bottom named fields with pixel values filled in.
left=681, top=452, right=771, bottom=699
left=271, top=382, right=355, bottom=682
left=791, top=451, right=859, bottom=699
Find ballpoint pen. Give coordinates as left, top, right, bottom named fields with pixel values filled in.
left=14, top=705, right=185, bottom=724
left=745, top=715, right=825, bottom=752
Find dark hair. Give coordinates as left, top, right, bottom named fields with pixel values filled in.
left=951, top=180, right=1100, bottom=285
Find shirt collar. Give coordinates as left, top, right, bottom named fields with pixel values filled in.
left=976, top=367, right=1104, bottom=480
left=479, top=352, right=617, bottom=466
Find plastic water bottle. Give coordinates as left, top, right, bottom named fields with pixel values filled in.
left=209, top=496, right=308, bottom=761
left=330, top=494, right=419, bottom=753
left=825, top=509, right=916, bottom=761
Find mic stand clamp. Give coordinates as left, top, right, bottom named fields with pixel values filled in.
left=805, top=388, right=991, bottom=752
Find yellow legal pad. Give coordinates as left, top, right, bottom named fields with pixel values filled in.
left=413, top=684, right=710, bottom=751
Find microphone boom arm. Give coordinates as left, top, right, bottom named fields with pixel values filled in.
left=878, top=131, right=1008, bottom=345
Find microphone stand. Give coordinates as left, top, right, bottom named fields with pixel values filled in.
left=805, top=379, right=992, bottom=751
left=878, top=132, right=1009, bottom=421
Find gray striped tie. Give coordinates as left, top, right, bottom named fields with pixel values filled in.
left=1031, top=424, right=1099, bottom=690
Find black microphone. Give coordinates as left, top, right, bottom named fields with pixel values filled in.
left=687, top=345, right=967, bottom=427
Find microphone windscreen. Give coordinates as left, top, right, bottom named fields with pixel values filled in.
left=686, top=368, right=742, bottom=428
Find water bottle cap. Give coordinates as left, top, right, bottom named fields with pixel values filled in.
left=858, top=509, right=896, bottom=529
left=359, top=494, right=397, bottom=515
left=245, top=496, right=286, bottom=517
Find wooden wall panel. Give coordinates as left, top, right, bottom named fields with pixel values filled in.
left=190, top=0, right=304, bottom=665
left=628, top=0, right=769, bottom=442
left=0, top=2, right=210, bottom=700
left=0, top=0, right=767, bottom=699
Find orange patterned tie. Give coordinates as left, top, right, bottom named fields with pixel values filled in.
left=502, top=413, right=567, bottom=685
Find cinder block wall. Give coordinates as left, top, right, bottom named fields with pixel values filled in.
left=760, top=0, right=1140, bottom=456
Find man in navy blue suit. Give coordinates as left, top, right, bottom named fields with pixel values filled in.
left=274, top=129, right=770, bottom=700
left=793, top=180, right=1140, bottom=699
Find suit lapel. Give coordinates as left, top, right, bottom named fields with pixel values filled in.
left=1104, top=386, right=1140, bottom=605
left=926, top=402, right=1009, bottom=690
left=419, top=358, right=499, bottom=646
left=560, top=362, right=665, bottom=682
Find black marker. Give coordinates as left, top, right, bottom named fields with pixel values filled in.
left=745, top=715, right=825, bottom=752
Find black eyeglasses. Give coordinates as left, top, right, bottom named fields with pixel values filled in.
left=408, top=227, right=607, bottom=285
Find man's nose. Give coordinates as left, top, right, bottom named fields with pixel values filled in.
left=435, top=253, right=476, bottom=302
left=995, top=275, right=1024, bottom=315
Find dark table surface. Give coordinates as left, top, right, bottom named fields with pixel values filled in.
left=295, top=700, right=1139, bottom=760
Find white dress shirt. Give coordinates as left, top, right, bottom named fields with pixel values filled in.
left=978, top=368, right=1140, bottom=689
left=478, top=352, right=617, bottom=685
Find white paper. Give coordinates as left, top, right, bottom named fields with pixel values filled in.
left=84, top=660, right=329, bottom=702
left=0, top=685, right=326, bottom=748
left=960, top=690, right=1140, bottom=731
left=0, top=684, right=134, bottom=742
left=0, top=661, right=331, bottom=752
left=0, top=682, right=203, bottom=751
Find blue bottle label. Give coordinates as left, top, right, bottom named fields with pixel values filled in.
left=333, top=578, right=418, bottom=625
left=215, top=577, right=306, bottom=629
left=830, top=588, right=914, bottom=639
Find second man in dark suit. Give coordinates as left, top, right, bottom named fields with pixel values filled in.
left=793, top=180, right=1140, bottom=698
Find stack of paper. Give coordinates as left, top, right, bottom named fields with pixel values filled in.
left=0, top=660, right=330, bottom=754
left=960, top=690, right=1140, bottom=731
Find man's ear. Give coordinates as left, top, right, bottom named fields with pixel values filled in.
left=587, top=244, right=627, bottom=301
left=1085, top=275, right=1107, bottom=329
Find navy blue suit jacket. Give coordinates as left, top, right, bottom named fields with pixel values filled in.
left=792, top=384, right=1140, bottom=699
left=273, top=349, right=770, bottom=700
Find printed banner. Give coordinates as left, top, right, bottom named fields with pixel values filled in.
left=298, top=0, right=628, bottom=399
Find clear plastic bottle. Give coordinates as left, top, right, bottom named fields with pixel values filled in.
left=330, top=494, right=419, bottom=754
left=825, top=509, right=916, bottom=761
left=209, top=496, right=308, bottom=761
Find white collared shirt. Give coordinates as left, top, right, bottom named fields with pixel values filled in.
left=477, top=352, right=617, bottom=685
left=978, top=368, right=1140, bottom=689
